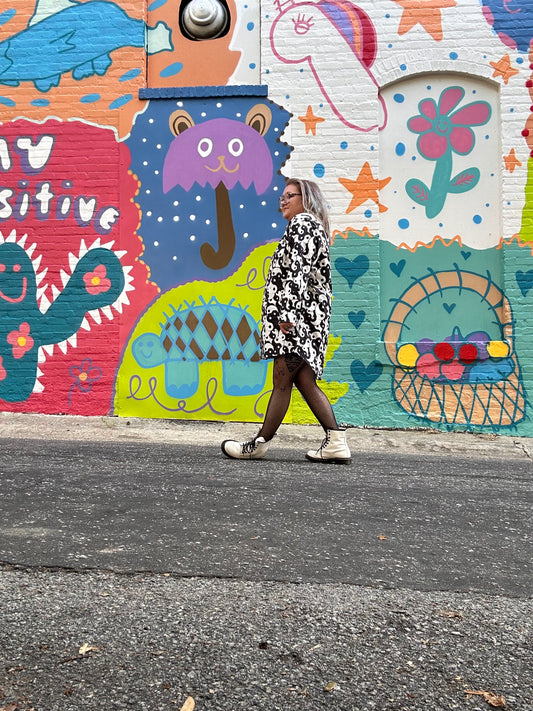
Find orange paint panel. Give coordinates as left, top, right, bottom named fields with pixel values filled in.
left=147, top=0, right=240, bottom=88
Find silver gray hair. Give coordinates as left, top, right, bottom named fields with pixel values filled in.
left=286, top=178, right=330, bottom=236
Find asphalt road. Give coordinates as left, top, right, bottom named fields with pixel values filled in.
left=0, top=437, right=530, bottom=596
left=0, top=424, right=531, bottom=711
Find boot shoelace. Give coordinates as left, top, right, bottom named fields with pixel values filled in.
left=241, top=439, right=258, bottom=454
left=319, top=432, right=331, bottom=450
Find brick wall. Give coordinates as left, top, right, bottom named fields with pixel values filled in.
left=1, top=0, right=533, bottom=434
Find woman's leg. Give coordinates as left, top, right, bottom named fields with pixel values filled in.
left=257, top=354, right=304, bottom=441
left=294, top=363, right=351, bottom=463
left=293, top=362, right=339, bottom=432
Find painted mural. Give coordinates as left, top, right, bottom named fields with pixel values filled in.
left=0, top=0, right=170, bottom=92
left=0, top=1, right=153, bottom=138
left=146, top=0, right=254, bottom=88
left=0, top=118, right=156, bottom=414
left=269, top=0, right=387, bottom=131
left=2, top=0, right=533, bottom=435
left=124, top=96, right=290, bottom=290
left=117, top=247, right=274, bottom=422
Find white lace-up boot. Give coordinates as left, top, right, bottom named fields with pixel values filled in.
left=221, top=436, right=270, bottom=460
left=305, top=429, right=351, bottom=464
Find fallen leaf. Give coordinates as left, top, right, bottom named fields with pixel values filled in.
left=1, top=704, right=18, bottom=711
left=180, top=697, right=195, bottom=711
left=323, top=681, right=337, bottom=692
left=378, top=535, right=387, bottom=540
left=438, top=609, right=463, bottom=619
left=78, top=643, right=99, bottom=656
left=465, top=690, right=506, bottom=707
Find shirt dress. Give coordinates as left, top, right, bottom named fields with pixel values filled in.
left=260, top=211, right=332, bottom=378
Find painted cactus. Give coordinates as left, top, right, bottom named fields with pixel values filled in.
left=0, top=238, right=124, bottom=402
left=132, top=296, right=268, bottom=398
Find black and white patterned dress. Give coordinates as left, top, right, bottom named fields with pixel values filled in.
left=260, top=212, right=332, bottom=378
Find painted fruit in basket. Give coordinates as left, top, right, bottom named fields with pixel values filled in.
left=396, top=329, right=514, bottom=383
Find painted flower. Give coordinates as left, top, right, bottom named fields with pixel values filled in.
left=69, top=359, right=102, bottom=393
left=7, top=322, right=34, bottom=359
left=83, top=265, right=111, bottom=295
left=0, top=355, right=6, bottom=381
left=68, top=358, right=102, bottom=406
left=407, top=86, right=491, bottom=160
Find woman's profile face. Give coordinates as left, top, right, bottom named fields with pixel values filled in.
left=279, top=183, right=304, bottom=222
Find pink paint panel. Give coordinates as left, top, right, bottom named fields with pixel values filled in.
left=0, top=120, right=157, bottom=415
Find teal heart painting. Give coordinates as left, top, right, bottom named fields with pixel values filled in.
left=516, top=269, right=533, bottom=297
left=350, top=359, right=383, bottom=392
left=389, top=259, right=406, bottom=277
left=443, top=302, right=456, bottom=313
left=335, top=255, right=369, bottom=288
left=348, top=310, right=365, bottom=329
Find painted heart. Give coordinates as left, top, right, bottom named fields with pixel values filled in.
left=461, top=250, right=472, bottom=260
left=348, top=310, right=365, bottom=329
left=443, top=302, right=456, bottom=313
left=516, top=269, right=533, bottom=297
left=389, top=259, right=406, bottom=277
left=335, top=255, right=369, bottom=288
left=350, top=359, right=383, bottom=392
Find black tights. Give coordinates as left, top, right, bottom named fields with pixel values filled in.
left=257, top=354, right=339, bottom=442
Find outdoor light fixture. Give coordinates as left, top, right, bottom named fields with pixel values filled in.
left=180, top=0, right=230, bottom=40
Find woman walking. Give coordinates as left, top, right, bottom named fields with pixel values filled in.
left=221, top=178, right=351, bottom=464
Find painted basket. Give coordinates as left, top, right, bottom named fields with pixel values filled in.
left=382, top=269, right=526, bottom=427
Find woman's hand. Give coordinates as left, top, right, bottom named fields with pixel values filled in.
left=279, top=321, right=295, bottom=335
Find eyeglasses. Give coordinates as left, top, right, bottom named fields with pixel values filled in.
left=279, top=192, right=301, bottom=206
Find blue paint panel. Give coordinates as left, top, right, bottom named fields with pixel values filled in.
left=140, top=86, right=269, bottom=99
left=126, top=96, right=291, bottom=291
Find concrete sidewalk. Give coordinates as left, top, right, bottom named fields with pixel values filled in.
left=0, top=410, right=531, bottom=461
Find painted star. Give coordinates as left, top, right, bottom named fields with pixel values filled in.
left=338, top=162, right=391, bottom=213
left=393, top=0, right=457, bottom=42
left=504, top=148, right=522, bottom=173
left=490, top=54, right=519, bottom=85
left=298, top=105, right=326, bottom=135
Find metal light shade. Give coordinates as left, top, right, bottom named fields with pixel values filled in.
left=182, top=0, right=229, bottom=39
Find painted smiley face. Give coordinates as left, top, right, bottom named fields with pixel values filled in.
left=0, top=261, right=27, bottom=303
left=0, top=243, right=37, bottom=307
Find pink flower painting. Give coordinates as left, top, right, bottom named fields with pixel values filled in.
left=406, top=86, right=492, bottom=218
left=7, top=322, right=34, bottom=359
left=83, top=265, right=111, bottom=295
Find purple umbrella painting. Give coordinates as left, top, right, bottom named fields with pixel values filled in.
left=163, top=104, right=274, bottom=270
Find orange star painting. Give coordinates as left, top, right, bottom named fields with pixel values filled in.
left=490, top=55, right=520, bottom=85
left=298, top=106, right=326, bottom=136
left=504, top=148, right=522, bottom=173
left=339, top=162, right=391, bottom=213
left=393, top=0, right=457, bottom=42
